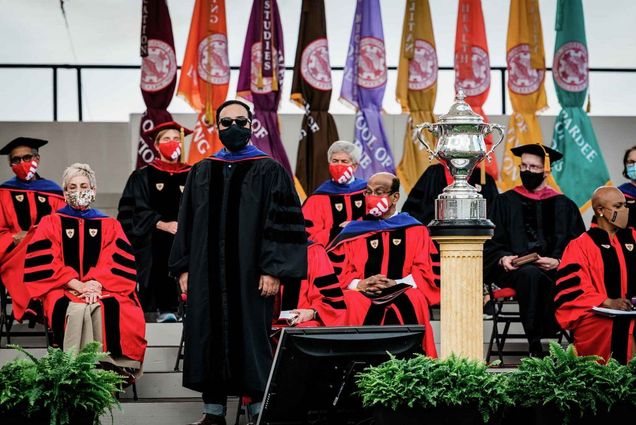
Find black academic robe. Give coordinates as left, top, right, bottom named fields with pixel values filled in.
left=117, top=161, right=190, bottom=312
left=484, top=188, right=585, bottom=283
left=402, top=164, right=499, bottom=226
left=169, top=146, right=307, bottom=396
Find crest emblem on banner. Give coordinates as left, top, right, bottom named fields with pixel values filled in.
left=357, top=37, right=387, bottom=89
left=355, top=200, right=363, bottom=208
left=198, top=34, right=231, bottom=85
left=507, top=44, right=545, bottom=95
left=156, top=183, right=164, bottom=191
left=392, top=238, right=402, bottom=246
left=15, top=194, right=24, bottom=202
left=553, top=41, right=588, bottom=92
left=626, top=244, right=634, bottom=252
left=455, top=46, right=490, bottom=96
left=408, top=39, right=437, bottom=91
left=179, top=185, right=185, bottom=193
left=370, top=240, right=379, bottom=249
left=141, top=39, right=177, bottom=92
left=301, top=38, right=332, bottom=91
left=335, top=203, right=343, bottom=212
left=250, top=42, right=282, bottom=94
left=66, top=229, right=75, bottom=238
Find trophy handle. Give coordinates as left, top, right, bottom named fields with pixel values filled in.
left=485, top=124, right=505, bottom=162
left=413, top=123, right=438, bottom=159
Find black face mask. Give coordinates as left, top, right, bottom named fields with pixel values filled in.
left=520, top=170, right=545, bottom=191
left=219, top=125, right=252, bottom=152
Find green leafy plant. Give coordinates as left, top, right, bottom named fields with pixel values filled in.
left=0, top=341, right=124, bottom=425
left=356, top=353, right=511, bottom=422
left=507, top=342, right=636, bottom=422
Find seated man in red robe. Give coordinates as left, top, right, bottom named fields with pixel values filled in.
left=327, top=172, right=439, bottom=357
left=302, top=141, right=367, bottom=246
left=555, top=186, right=636, bottom=364
left=290, top=242, right=347, bottom=327
left=24, top=163, right=146, bottom=371
left=0, top=137, right=65, bottom=321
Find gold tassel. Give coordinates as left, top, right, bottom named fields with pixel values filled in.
left=480, top=166, right=486, bottom=185
left=538, top=143, right=550, bottom=173
left=586, top=93, right=591, bottom=113
left=180, top=127, right=185, bottom=164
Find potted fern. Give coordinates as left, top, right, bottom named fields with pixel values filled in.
left=356, top=353, right=510, bottom=425
left=0, top=341, right=124, bottom=425
left=505, top=343, right=635, bottom=424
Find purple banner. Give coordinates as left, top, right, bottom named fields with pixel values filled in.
left=237, top=0, right=292, bottom=175
left=340, top=0, right=395, bottom=178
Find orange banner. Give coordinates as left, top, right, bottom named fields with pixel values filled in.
left=178, top=0, right=229, bottom=163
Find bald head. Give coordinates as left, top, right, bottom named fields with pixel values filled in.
left=368, top=172, right=400, bottom=193
left=592, top=186, right=625, bottom=212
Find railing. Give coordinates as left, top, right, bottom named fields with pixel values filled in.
left=0, top=63, right=634, bottom=121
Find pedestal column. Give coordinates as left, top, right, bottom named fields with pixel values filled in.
left=432, top=234, right=491, bottom=360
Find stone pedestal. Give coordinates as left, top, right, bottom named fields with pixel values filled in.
left=432, top=234, right=492, bottom=360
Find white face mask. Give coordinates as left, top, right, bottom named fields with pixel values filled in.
left=65, top=189, right=95, bottom=210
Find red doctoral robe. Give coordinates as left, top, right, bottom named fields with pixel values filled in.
left=0, top=177, right=65, bottom=320
left=296, top=242, right=347, bottom=327
left=555, top=227, right=636, bottom=363
left=327, top=213, right=440, bottom=357
left=302, top=179, right=367, bottom=246
left=24, top=207, right=146, bottom=363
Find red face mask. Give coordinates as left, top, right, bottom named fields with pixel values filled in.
left=329, top=164, right=354, bottom=184
left=365, top=195, right=391, bottom=217
left=12, top=159, right=38, bottom=181
left=158, top=141, right=181, bottom=161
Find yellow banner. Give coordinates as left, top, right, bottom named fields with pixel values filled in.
left=395, top=0, right=438, bottom=193
left=499, top=0, right=549, bottom=190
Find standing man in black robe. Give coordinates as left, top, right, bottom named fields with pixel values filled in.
left=484, top=143, right=585, bottom=356
left=169, top=100, right=307, bottom=425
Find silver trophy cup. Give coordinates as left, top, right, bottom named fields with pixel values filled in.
left=414, top=90, right=504, bottom=233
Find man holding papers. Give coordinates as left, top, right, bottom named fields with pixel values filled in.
left=554, top=186, right=636, bottom=363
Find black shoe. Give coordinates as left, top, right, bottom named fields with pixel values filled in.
left=188, top=414, right=226, bottom=425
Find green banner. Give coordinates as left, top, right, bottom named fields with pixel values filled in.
left=550, top=0, right=610, bottom=210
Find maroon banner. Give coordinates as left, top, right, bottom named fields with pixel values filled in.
left=137, top=0, right=177, bottom=168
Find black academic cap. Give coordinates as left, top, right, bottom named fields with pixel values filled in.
left=511, top=143, right=563, bottom=173
left=143, top=121, right=193, bottom=141
left=0, top=137, right=48, bottom=155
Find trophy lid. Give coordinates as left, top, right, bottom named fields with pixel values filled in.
left=437, top=90, right=485, bottom=124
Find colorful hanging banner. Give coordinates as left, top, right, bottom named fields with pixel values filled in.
left=340, top=0, right=395, bottom=180
left=550, top=0, right=610, bottom=210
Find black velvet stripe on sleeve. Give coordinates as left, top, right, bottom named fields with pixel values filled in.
left=115, top=238, right=135, bottom=255
left=27, top=239, right=52, bottom=253
left=111, top=267, right=137, bottom=282
left=24, top=269, right=54, bottom=282
left=313, top=274, right=339, bottom=289
left=553, top=289, right=584, bottom=310
left=24, top=254, right=54, bottom=268
left=113, top=253, right=136, bottom=270
left=322, top=299, right=347, bottom=310
left=553, top=276, right=581, bottom=297
left=319, top=287, right=343, bottom=298
left=555, top=263, right=582, bottom=280
left=327, top=251, right=345, bottom=263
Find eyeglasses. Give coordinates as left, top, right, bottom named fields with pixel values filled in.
left=519, top=164, right=543, bottom=172
left=9, top=154, right=37, bottom=165
left=218, top=117, right=251, bottom=128
left=364, top=189, right=392, bottom=196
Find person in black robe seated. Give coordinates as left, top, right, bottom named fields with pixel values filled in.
left=169, top=100, right=307, bottom=425
left=483, top=143, right=585, bottom=356
left=117, top=121, right=192, bottom=323
left=402, top=163, right=499, bottom=226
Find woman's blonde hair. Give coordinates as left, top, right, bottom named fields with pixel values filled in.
left=62, top=163, right=96, bottom=190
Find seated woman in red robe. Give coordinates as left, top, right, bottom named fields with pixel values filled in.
left=327, top=173, right=439, bottom=357
left=24, top=163, right=146, bottom=370
left=555, top=187, right=635, bottom=364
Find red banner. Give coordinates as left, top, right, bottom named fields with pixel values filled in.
left=137, top=0, right=177, bottom=168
